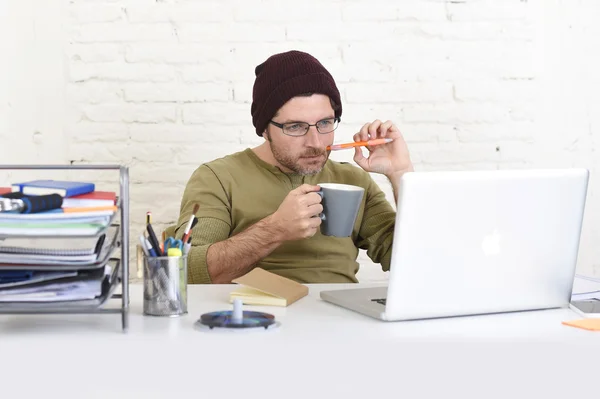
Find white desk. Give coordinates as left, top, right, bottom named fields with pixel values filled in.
left=1, top=282, right=599, bottom=399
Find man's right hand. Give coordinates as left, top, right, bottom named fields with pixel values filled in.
left=269, top=184, right=323, bottom=241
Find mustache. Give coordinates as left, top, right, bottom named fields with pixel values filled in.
left=302, top=147, right=327, bottom=157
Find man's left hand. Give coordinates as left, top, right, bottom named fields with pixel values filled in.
left=352, top=120, right=414, bottom=179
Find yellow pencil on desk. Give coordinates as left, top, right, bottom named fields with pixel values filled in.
left=326, top=138, right=393, bottom=151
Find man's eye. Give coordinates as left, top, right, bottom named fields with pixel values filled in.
left=285, top=124, right=303, bottom=131
left=317, top=120, right=332, bottom=127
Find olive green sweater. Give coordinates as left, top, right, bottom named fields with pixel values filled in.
left=174, top=148, right=396, bottom=284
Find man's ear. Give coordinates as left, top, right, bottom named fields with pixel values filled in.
left=262, top=130, right=271, bottom=142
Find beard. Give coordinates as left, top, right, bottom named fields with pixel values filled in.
left=269, top=137, right=329, bottom=176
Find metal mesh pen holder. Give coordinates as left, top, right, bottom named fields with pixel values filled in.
left=143, top=255, right=188, bottom=317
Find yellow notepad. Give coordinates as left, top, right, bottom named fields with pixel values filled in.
left=230, top=267, right=308, bottom=307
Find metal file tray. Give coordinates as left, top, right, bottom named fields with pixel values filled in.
left=0, top=225, right=121, bottom=270
left=0, top=165, right=130, bottom=331
left=0, top=258, right=122, bottom=313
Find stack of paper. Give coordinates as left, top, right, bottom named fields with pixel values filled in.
left=0, top=180, right=119, bottom=306
left=0, top=229, right=116, bottom=304
left=0, top=209, right=115, bottom=236
left=0, top=233, right=108, bottom=266
left=0, top=266, right=110, bottom=302
left=0, top=182, right=117, bottom=236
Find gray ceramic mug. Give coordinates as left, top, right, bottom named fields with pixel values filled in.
left=316, top=183, right=365, bottom=237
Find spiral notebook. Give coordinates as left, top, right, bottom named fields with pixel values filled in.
left=0, top=234, right=105, bottom=257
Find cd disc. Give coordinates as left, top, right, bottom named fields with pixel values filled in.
left=198, top=310, right=276, bottom=329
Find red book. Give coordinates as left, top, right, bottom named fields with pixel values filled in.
left=61, top=191, right=117, bottom=208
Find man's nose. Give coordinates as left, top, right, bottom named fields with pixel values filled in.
left=304, top=125, right=322, bottom=147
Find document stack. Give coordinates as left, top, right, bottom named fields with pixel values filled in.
left=0, top=165, right=130, bottom=331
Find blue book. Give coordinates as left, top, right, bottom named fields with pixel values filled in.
left=11, top=180, right=95, bottom=198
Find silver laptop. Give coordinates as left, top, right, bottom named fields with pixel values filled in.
left=320, top=168, right=589, bottom=321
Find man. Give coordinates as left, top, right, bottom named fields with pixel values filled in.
left=173, top=50, right=414, bottom=284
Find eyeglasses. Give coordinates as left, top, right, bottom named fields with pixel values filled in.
left=269, top=117, right=340, bottom=137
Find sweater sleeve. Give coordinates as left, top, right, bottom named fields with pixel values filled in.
left=175, top=218, right=231, bottom=284
left=174, top=165, right=233, bottom=284
left=354, top=178, right=396, bottom=272
left=176, top=164, right=232, bottom=225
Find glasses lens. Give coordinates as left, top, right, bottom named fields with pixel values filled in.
left=283, top=122, right=309, bottom=136
left=316, top=118, right=338, bottom=133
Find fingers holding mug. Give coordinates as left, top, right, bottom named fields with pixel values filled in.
left=307, top=203, right=324, bottom=220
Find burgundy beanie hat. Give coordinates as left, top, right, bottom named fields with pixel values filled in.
left=251, top=50, right=343, bottom=136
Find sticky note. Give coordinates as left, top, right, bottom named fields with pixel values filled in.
left=562, top=318, right=600, bottom=331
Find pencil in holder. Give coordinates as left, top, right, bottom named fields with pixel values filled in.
left=143, top=254, right=188, bottom=317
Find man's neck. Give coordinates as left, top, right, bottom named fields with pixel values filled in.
left=251, top=142, right=294, bottom=174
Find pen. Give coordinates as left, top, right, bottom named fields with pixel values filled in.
left=139, top=235, right=150, bottom=257
left=145, top=237, right=157, bottom=257
left=146, top=223, right=163, bottom=256
left=326, top=138, right=393, bottom=151
left=146, top=211, right=151, bottom=225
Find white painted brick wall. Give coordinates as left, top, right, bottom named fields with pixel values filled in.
left=1, top=0, right=599, bottom=283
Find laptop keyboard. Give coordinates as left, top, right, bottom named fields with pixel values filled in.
left=371, top=298, right=386, bottom=306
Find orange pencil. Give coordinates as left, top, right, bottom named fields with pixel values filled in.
left=326, top=138, right=393, bottom=151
